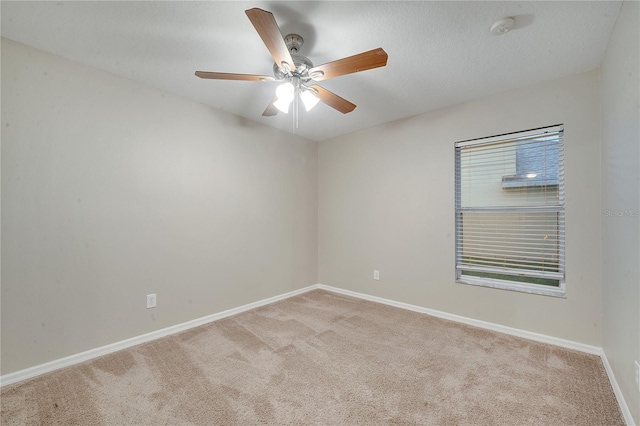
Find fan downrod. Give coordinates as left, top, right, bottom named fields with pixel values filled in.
left=284, top=34, right=304, bottom=54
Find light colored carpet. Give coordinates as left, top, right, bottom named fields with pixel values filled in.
left=1, top=289, right=624, bottom=425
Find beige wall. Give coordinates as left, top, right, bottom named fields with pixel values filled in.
left=601, top=1, right=640, bottom=422
left=1, top=38, right=318, bottom=374
left=319, top=69, right=602, bottom=345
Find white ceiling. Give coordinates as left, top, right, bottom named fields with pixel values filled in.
left=1, top=1, right=621, bottom=141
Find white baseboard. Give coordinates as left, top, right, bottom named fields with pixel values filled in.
left=0, top=285, right=318, bottom=388
left=600, top=350, right=636, bottom=426
left=317, top=284, right=601, bottom=353
left=317, top=284, right=634, bottom=425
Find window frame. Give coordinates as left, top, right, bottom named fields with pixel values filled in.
left=454, top=125, right=566, bottom=297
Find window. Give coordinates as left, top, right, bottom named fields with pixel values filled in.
left=454, top=125, right=565, bottom=296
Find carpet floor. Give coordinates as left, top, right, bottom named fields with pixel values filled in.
left=1, top=289, right=624, bottom=425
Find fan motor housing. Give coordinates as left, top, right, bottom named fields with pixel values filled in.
left=273, top=55, right=313, bottom=78
left=273, top=34, right=314, bottom=82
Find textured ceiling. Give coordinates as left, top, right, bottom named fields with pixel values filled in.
left=1, top=1, right=621, bottom=141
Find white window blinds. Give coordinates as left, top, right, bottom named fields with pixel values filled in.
left=454, top=125, right=565, bottom=296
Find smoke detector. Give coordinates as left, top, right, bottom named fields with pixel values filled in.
left=490, top=17, right=515, bottom=36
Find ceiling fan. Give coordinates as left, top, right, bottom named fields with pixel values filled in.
left=195, top=8, right=388, bottom=117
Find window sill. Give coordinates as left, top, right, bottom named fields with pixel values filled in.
left=457, top=275, right=566, bottom=298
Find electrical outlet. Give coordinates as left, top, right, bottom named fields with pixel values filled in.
left=373, top=270, right=380, bottom=280
left=146, top=293, right=157, bottom=309
left=635, top=360, right=640, bottom=392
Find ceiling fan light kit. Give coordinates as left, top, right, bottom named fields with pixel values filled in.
left=195, top=8, right=388, bottom=121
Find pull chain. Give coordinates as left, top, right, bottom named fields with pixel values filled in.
left=294, top=90, right=299, bottom=131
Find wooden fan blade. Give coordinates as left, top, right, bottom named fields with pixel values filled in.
left=308, top=48, right=388, bottom=81
left=262, top=97, right=279, bottom=116
left=310, top=85, right=356, bottom=114
left=245, top=8, right=296, bottom=72
left=195, top=71, right=273, bottom=82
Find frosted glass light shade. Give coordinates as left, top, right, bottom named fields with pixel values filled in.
left=274, top=97, right=291, bottom=113
left=301, top=89, right=320, bottom=111
left=274, top=82, right=294, bottom=113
